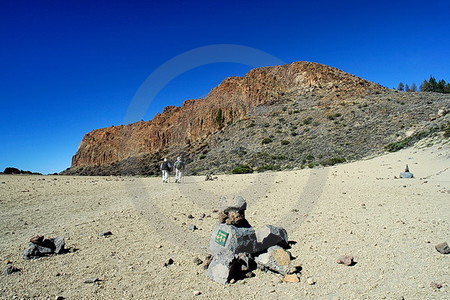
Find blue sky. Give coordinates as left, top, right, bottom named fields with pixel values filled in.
left=1, top=0, right=449, bottom=174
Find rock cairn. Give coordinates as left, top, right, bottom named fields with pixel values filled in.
left=206, top=196, right=297, bottom=284
left=399, top=164, right=414, bottom=179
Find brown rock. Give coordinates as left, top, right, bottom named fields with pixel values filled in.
left=30, top=235, right=44, bottom=244
left=283, top=274, right=300, bottom=283
left=431, top=282, right=442, bottom=289
left=337, top=255, right=355, bottom=266
left=202, top=255, right=212, bottom=269
left=225, top=210, right=244, bottom=225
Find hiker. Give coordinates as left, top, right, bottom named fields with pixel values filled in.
left=160, top=158, right=172, bottom=183
left=174, top=156, right=185, bottom=183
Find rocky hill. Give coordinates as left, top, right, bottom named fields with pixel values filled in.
left=62, top=61, right=450, bottom=176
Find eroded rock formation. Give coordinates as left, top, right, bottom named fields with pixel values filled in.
left=70, top=62, right=386, bottom=171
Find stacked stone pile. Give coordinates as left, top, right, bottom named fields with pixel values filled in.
left=206, top=196, right=299, bottom=284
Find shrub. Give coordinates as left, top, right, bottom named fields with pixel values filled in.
left=443, top=126, right=450, bottom=138
left=321, top=157, right=346, bottom=166
left=256, top=165, right=281, bottom=172
left=262, top=138, right=273, bottom=145
left=215, top=108, right=224, bottom=127
left=303, top=117, right=313, bottom=125
left=232, top=165, right=253, bottom=174
left=280, top=140, right=290, bottom=145
left=305, top=154, right=315, bottom=161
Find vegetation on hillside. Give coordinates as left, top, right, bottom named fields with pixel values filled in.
left=397, top=76, right=450, bottom=93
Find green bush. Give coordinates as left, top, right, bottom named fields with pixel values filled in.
left=280, top=140, right=290, bottom=145
left=303, top=117, right=313, bottom=125
left=271, top=154, right=286, bottom=160
left=232, top=165, right=254, bottom=174
left=262, top=138, right=273, bottom=145
left=256, top=165, right=280, bottom=172
left=443, top=126, right=450, bottom=138
left=305, top=154, right=315, bottom=161
left=321, top=157, right=346, bottom=166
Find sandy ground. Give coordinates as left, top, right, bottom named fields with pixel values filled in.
left=1, top=138, right=449, bottom=300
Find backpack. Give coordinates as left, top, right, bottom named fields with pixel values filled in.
left=174, top=161, right=182, bottom=169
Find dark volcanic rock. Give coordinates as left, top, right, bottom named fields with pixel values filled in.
left=435, top=242, right=450, bottom=254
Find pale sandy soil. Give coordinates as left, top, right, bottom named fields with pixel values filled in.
left=1, top=138, right=449, bottom=300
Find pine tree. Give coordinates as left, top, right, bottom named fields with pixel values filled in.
left=405, top=84, right=410, bottom=92
left=410, top=83, right=417, bottom=92
left=397, top=82, right=404, bottom=91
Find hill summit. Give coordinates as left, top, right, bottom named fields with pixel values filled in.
left=63, top=61, right=450, bottom=175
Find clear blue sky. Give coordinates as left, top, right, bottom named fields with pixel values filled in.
left=1, top=0, right=449, bottom=174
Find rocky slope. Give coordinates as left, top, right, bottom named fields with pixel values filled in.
left=63, top=62, right=450, bottom=176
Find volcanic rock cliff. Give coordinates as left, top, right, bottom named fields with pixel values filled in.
left=65, top=61, right=450, bottom=176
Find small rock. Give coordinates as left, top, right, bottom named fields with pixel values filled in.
left=84, top=277, right=100, bottom=283
left=431, top=282, right=442, bottom=289
left=99, top=231, right=113, bottom=237
left=55, top=296, right=65, bottom=300
left=202, top=255, right=212, bottom=269
left=193, top=257, right=203, bottom=265
left=2, top=265, right=20, bottom=275
left=306, top=278, right=316, bottom=285
left=187, top=214, right=194, bottom=219
left=283, top=274, right=299, bottom=283
left=188, top=224, right=197, bottom=231
left=163, top=258, right=174, bottom=267
left=337, top=255, right=355, bottom=266
left=435, top=242, right=450, bottom=254
left=193, top=291, right=202, bottom=296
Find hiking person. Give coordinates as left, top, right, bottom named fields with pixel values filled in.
left=160, top=158, right=172, bottom=183
left=174, top=156, right=185, bottom=183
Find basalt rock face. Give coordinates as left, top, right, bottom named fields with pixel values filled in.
left=64, top=61, right=450, bottom=176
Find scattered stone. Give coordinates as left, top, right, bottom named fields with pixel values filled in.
left=163, top=258, right=174, bottom=267
left=202, top=255, right=212, bottom=269
left=23, top=235, right=66, bottom=259
left=187, top=214, right=194, bottom=219
left=220, top=195, right=247, bottom=212
left=193, top=290, right=202, bottom=296
left=84, top=277, right=100, bottom=284
left=282, top=274, right=299, bottom=283
left=306, top=278, right=316, bottom=285
left=431, top=282, right=442, bottom=289
left=435, top=242, right=450, bottom=254
left=193, top=257, right=203, bottom=265
left=205, top=174, right=218, bottom=181
left=256, top=225, right=289, bottom=249
left=255, top=246, right=292, bottom=275
left=30, top=235, right=44, bottom=244
left=51, top=236, right=66, bottom=254
left=99, top=231, right=113, bottom=237
left=55, top=296, right=65, bottom=300
left=400, top=165, right=414, bottom=178
left=337, top=255, right=355, bottom=266
left=188, top=224, right=197, bottom=231
left=2, top=265, right=20, bottom=275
